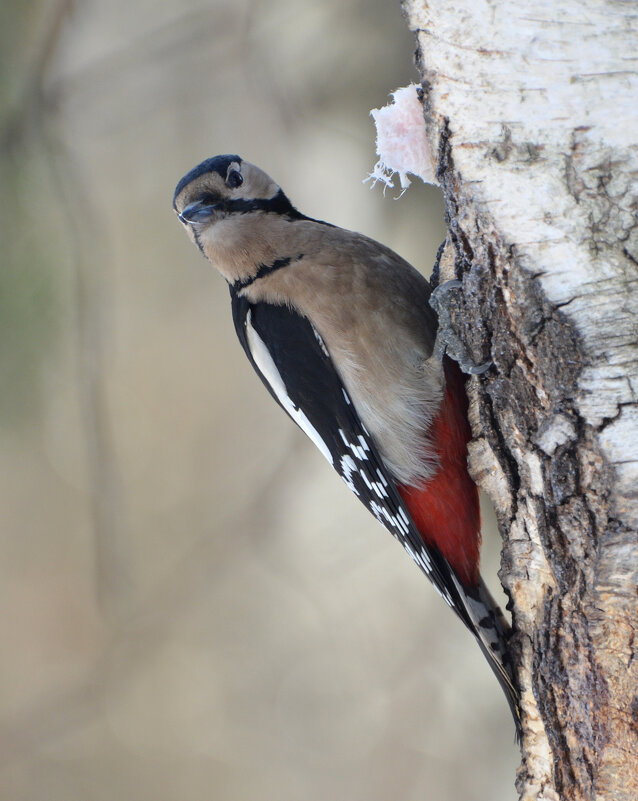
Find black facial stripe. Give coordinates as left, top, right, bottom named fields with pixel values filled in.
left=218, top=191, right=335, bottom=228
left=232, top=254, right=304, bottom=293
left=220, top=190, right=305, bottom=218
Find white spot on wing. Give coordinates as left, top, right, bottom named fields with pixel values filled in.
left=246, top=311, right=333, bottom=466
left=338, top=429, right=372, bottom=463
left=360, top=471, right=373, bottom=491
left=376, top=470, right=389, bottom=488
left=394, top=513, right=409, bottom=535
left=340, top=455, right=359, bottom=495
left=357, top=435, right=370, bottom=452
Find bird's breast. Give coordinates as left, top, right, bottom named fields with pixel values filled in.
left=242, top=248, right=445, bottom=486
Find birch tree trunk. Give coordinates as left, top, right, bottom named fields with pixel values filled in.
left=400, top=2, right=638, bottom=799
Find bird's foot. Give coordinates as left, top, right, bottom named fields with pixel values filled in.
left=429, top=280, right=492, bottom=376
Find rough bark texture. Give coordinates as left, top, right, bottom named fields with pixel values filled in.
left=401, top=2, right=638, bottom=800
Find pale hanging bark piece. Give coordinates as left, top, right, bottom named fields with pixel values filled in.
left=398, top=2, right=638, bottom=800
left=368, top=84, right=438, bottom=189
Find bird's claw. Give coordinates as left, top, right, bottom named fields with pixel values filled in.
left=466, top=358, right=493, bottom=376
left=429, top=280, right=492, bottom=376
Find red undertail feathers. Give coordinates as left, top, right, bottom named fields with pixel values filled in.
left=398, top=358, right=480, bottom=589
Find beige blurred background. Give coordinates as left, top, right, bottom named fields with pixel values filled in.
left=0, top=2, right=519, bottom=799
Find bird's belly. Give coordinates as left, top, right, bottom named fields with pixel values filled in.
left=334, top=349, right=444, bottom=486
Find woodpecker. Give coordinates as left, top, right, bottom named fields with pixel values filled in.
left=173, top=154, right=520, bottom=735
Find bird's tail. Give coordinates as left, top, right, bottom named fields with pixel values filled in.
left=454, top=574, right=522, bottom=741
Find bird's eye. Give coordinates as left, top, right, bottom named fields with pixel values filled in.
left=227, top=170, right=243, bottom=188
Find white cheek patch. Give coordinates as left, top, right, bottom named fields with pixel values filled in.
left=245, top=312, right=334, bottom=466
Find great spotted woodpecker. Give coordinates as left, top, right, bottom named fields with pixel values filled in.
left=173, top=154, right=520, bottom=735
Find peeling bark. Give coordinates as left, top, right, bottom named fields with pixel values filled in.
left=401, top=2, right=638, bottom=799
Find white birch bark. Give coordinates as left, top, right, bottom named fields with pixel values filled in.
left=401, top=2, right=638, bottom=799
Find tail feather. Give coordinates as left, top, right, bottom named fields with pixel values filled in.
left=453, top=574, right=522, bottom=741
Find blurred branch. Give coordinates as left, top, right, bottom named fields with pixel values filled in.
left=43, top=6, right=309, bottom=130
left=44, top=8, right=235, bottom=108
left=1, top=0, right=74, bottom=149
left=1, top=0, right=130, bottom=619
left=43, top=123, right=130, bottom=620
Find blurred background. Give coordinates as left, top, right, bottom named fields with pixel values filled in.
left=0, top=1, right=518, bottom=799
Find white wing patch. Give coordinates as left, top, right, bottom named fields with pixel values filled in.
left=245, top=311, right=334, bottom=466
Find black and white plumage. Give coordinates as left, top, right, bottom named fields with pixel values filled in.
left=173, top=154, right=521, bottom=736
left=232, top=292, right=457, bottom=611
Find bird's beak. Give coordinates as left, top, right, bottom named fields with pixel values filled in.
left=178, top=200, right=218, bottom=225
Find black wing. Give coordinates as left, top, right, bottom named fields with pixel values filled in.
left=230, top=291, right=474, bottom=629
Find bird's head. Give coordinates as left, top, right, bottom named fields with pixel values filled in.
left=173, top=154, right=301, bottom=251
